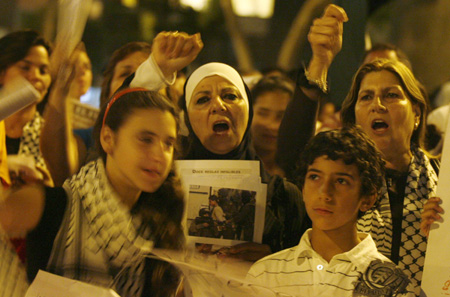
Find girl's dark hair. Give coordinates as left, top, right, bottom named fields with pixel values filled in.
left=0, top=30, right=52, bottom=75
left=94, top=89, right=179, bottom=161
left=100, top=41, right=152, bottom=107
left=94, top=89, right=184, bottom=296
left=297, top=126, right=385, bottom=212
left=138, top=168, right=185, bottom=296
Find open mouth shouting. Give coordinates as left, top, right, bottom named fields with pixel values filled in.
left=212, top=120, right=230, bottom=134
left=371, top=119, right=389, bottom=133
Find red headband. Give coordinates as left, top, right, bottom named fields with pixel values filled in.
left=102, top=87, right=148, bottom=128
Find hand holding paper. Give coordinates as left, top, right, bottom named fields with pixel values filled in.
left=420, top=197, right=444, bottom=237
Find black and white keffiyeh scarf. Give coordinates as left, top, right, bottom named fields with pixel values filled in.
left=18, top=112, right=46, bottom=169
left=47, top=159, right=154, bottom=297
left=357, top=146, right=438, bottom=296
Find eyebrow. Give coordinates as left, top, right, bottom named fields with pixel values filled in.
left=359, top=86, right=402, bottom=94
left=307, top=168, right=356, bottom=180
left=193, top=86, right=241, bottom=100
left=139, top=130, right=176, bottom=141
left=194, top=90, right=211, bottom=96
left=221, top=87, right=239, bottom=93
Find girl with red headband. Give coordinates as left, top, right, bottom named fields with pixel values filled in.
left=0, top=88, right=185, bottom=297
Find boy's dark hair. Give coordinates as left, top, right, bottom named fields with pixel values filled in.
left=297, top=126, right=385, bottom=200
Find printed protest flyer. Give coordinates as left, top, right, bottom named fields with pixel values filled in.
left=176, top=160, right=266, bottom=248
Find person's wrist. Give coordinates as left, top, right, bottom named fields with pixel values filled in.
left=153, top=59, right=172, bottom=78
left=304, top=68, right=328, bottom=94
left=150, top=54, right=176, bottom=84
left=160, top=63, right=175, bottom=79
left=298, top=64, right=328, bottom=95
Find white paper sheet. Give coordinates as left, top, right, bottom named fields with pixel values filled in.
left=421, top=106, right=450, bottom=296
left=25, top=270, right=120, bottom=297
left=56, top=0, right=93, bottom=55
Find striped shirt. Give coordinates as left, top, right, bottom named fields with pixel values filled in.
left=0, top=227, right=28, bottom=297
left=247, top=229, right=415, bottom=297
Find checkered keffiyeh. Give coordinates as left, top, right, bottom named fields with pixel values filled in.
left=18, top=112, right=46, bottom=169
left=357, top=146, right=438, bottom=296
left=47, top=159, right=154, bottom=297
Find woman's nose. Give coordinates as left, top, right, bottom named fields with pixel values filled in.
left=26, top=67, right=42, bottom=83
left=371, top=96, right=387, bottom=113
left=211, top=95, right=226, bottom=113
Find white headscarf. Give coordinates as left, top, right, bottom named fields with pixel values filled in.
left=184, top=62, right=249, bottom=111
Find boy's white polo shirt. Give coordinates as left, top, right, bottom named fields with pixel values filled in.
left=247, top=229, right=415, bottom=297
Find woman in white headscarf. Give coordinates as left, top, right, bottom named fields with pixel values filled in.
left=178, top=62, right=308, bottom=259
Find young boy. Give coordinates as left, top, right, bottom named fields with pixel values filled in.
left=247, top=127, right=415, bottom=297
